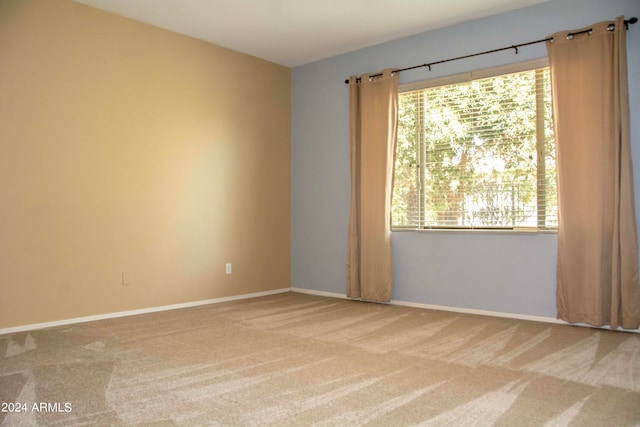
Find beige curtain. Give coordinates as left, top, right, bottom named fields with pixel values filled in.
left=347, top=69, right=398, bottom=302
left=547, top=16, right=640, bottom=329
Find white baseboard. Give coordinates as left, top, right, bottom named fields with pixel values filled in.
left=290, top=287, right=639, bottom=333
left=391, top=300, right=639, bottom=332
left=390, top=299, right=563, bottom=325
left=0, top=288, right=290, bottom=335
left=290, top=287, right=348, bottom=299
left=290, top=287, right=558, bottom=323
left=6, top=286, right=637, bottom=335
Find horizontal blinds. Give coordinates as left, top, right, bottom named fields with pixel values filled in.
left=392, top=67, right=558, bottom=230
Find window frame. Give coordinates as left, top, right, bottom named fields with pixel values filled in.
left=393, top=58, right=557, bottom=233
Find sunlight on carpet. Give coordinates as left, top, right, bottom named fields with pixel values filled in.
left=1, top=292, right=639, bottom=425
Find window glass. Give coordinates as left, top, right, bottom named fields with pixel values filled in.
left=392, top=66, right=557, bottom=230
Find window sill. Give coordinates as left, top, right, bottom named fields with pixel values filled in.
left=391, top=227, right=558, bottom=235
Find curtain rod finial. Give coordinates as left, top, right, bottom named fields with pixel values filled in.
left=625, top=17, right=637, bottom=30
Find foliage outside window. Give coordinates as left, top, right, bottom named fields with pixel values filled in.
left=392, top=65, right=557, bottom=230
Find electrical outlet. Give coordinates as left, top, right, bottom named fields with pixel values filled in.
left=225, top=263, right=232, bottom=275
left=121, top=272, right=131, bottom=286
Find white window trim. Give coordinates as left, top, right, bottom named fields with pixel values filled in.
left=393, top=57, right=556, bottom=234
left=399, top=58, right=550, bottom=93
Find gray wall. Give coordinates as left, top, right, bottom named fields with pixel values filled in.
left=291, top=0, right=640, bottom=318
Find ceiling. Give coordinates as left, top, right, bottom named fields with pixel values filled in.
left=74, top=0, right=551, bottom=67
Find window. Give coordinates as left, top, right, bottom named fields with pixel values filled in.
left=392, top=60, right=557, bottom=230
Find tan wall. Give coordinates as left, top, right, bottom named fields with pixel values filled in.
left=0, top=0, right=291, bottom=329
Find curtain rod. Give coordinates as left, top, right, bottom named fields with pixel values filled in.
left=344, top=17, right=637, bottom=84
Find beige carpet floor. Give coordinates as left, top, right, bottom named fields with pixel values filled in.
left=1, top=291, right=639, bottom=426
